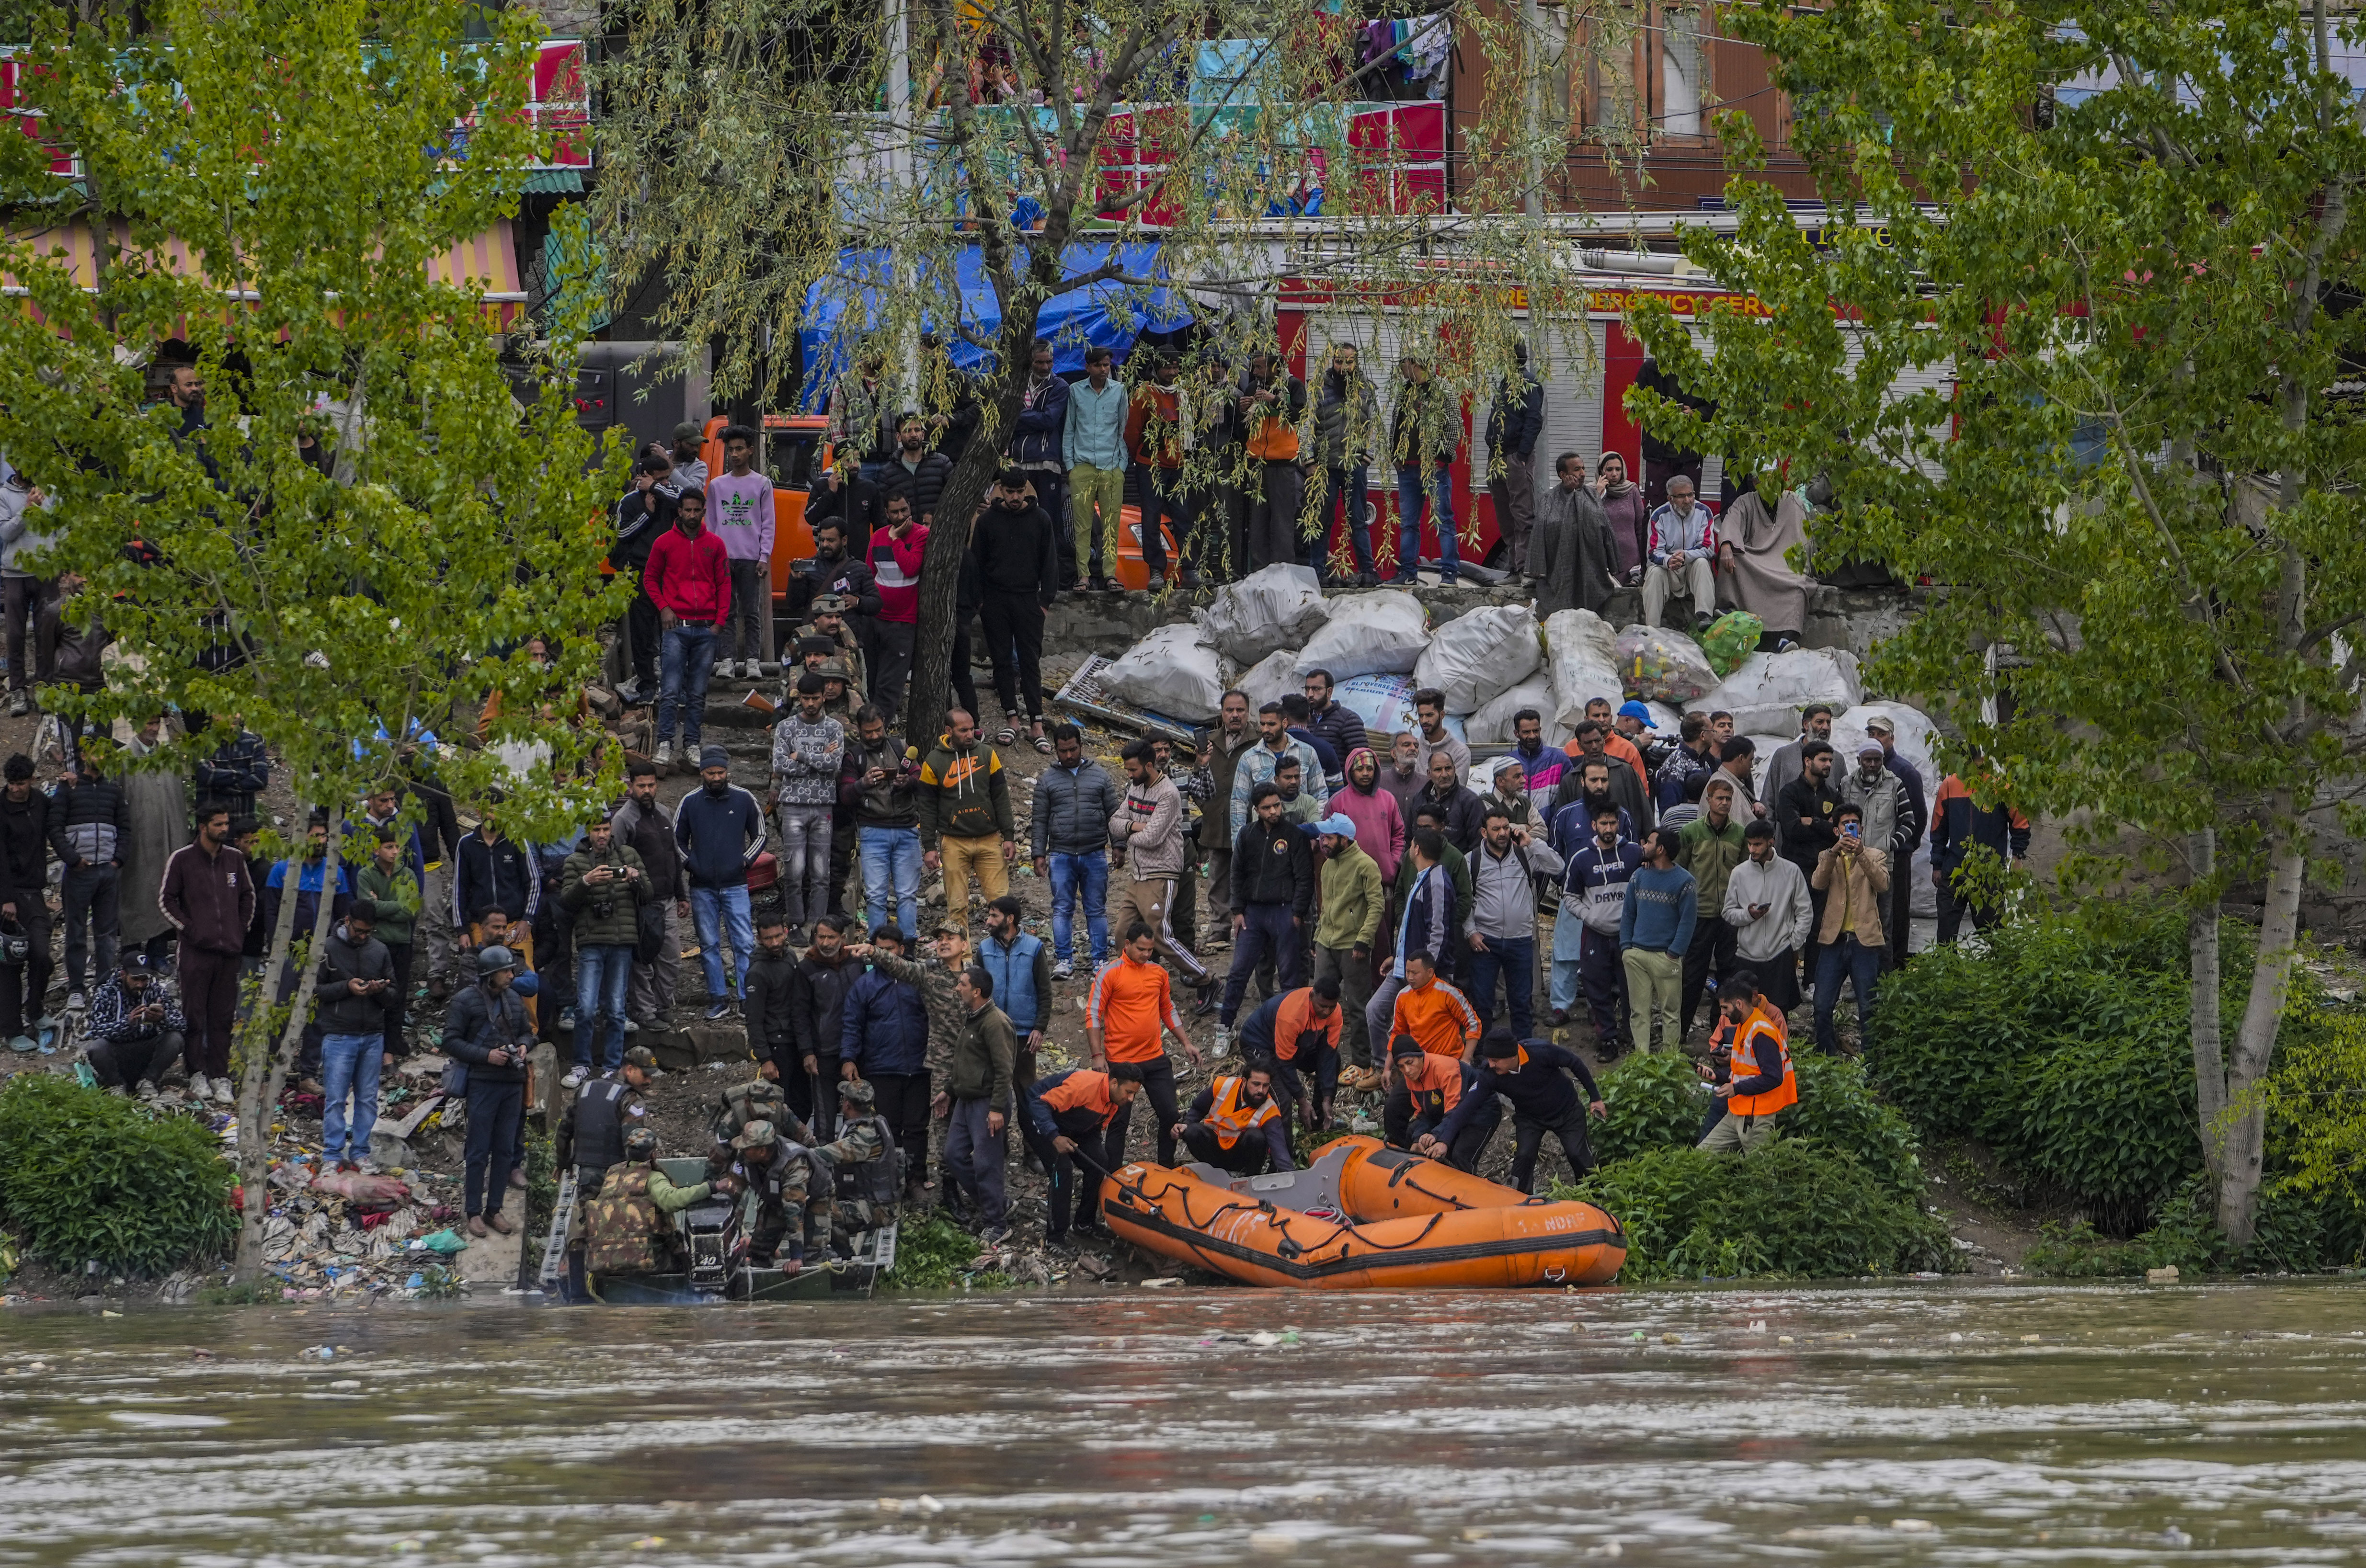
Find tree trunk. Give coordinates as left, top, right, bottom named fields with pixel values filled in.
left=2187, top=826, right=2226, bottom=1192
left=2217, top=803, right=2307, bottom=1246
left=905, top=297, right=1050, bottom=738
left=230, top=806, right=349, bottom=1283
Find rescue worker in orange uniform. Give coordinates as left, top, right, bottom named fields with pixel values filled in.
left=1695, top=970, right=1795, bottom=1152
left=1022, top=1061, right=1145, bottom=1243
left=1237, top=977, right=1343, bottom=1128
left=1385, top=1034, right=1498, bottom=1171
left=1174, top=1056, right=1294, bottom=1175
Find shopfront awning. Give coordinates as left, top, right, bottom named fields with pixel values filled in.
left=2, top=218, right=528, bottom=327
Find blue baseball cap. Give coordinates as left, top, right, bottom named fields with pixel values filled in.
left=1617, top=701, right=1653, bottom=724
left=1314, top=813, right=1358, bottom=841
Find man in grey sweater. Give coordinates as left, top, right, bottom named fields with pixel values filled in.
left=769, top=674, right=845, bottom=942
left=1722, top=819, right=1813, bottom=1014
left=1107, top=738, right=1212, bottom=998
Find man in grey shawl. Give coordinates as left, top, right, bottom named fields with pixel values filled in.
left=1530, top=451, right=1621, bottom=617
left=117, top=715, right=190, bottom=966
left=1715, top=469, right=1813, bottom=650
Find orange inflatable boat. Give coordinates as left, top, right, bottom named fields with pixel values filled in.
left=1099, top=1135, right=1626, bottom=1288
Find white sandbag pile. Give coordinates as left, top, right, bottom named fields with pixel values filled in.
left=1414, top=604, right=1543, bottom=714
left=1332, top=672, right=1424, bottom=738
left=1545, top=609, right=1624, bottom=732
left=1102, top=624, right=1232, bottom=720
left=1465, top=675, right=1557, bottom=746
left=1198, top=564, right=1330, bottom=664
left=1296, top=590, right=1429, bottom=680
left=1615, top=624, right=1721, bottom=706
left=1238, top=648, right=1301, bottom=712
left=1695, top=648, right=1864, bottom=736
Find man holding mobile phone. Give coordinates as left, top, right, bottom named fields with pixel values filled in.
left=1809, top=803, right=1890, bottom=1054
left=446, top=947, right=536, bottom=1235
left=318, top=905, right=396, bottom=1171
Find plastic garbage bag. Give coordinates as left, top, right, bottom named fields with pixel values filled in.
left=413, top=1229, right=468, bottom=1255
left=1294, top=591, right=1428, bottom=680
left=1646, top=700, right=1682, bottom=736
left=1545, top=609, right=1626, bottom=732
left=1237, top=648, right=1301, bottom=712
left=1465, top=675, right=1557, bottom=746
left=1692, top=648, right=1865, bottom=736
left=1102, top=625, right=1232, bottom=721
left=1700, top=611, right=1764, bottom=678
left=1615, top=624, right=1722, bottom=705
left=1197, top=564, right=1329, bottom=664
left=1413, top=605, right=1543, bottom=713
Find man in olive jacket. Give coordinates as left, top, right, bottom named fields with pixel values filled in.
left=559, top=816, right=654, bottom=1084
left=933, top=961, right=1017, bottom=1238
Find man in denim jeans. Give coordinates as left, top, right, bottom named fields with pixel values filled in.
left=558, top=814, right=651, bottom=1091
left=315, top=907, right=394, bottom=1170
left=1029, top=723, right=1119, bottom=980
left=1387, top=355, right=1461, bottom=586
left=847, top=705, right=922, bottom=938
left=643, top=488, right=732, bottom=769
left=674, top=748, right=767, bottom=1021
left=769, top=673, right=844, bottom=944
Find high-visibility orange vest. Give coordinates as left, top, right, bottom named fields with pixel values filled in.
left=1727, top=1013, right=1797, bottom=1117
left=1204, top=1075, right=1282, bottom=1148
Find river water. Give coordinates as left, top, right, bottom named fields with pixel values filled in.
left=4, top=1281, right=2364, bottom=1565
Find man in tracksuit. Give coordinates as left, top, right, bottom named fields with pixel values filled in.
left=1216, top=781, right=1314, bottom=1048
left=1021, top=1061, right=1143, bottom=1243
left=48, top=752, right=129, bottom=1008
left=1423, top=1031, right=1607, bottom=1193
left=159, top=802, right=254, bottom=1103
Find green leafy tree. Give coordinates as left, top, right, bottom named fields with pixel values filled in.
left=0, top=0, right=626, bottom=1280
left=591, top=0, right=1626, bottom=729
left=1638, top=0, right=2366, bottom=1243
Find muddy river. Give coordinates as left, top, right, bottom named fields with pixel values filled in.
left=3, top=1282, right=2364, bottom=1564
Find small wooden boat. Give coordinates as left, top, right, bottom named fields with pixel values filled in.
left=1099, top=1135, right=1625, bottom=1289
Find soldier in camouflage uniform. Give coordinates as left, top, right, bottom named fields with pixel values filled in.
left=796, top=594, right=869, bottom=702
left=713, top=1078, right=789, bottom=1145
left=709, top=1102, right=892, bottom=1270
left=818, top=1075, right=897, bottom=1242
left=583, top=1127, right=712, bottom=1298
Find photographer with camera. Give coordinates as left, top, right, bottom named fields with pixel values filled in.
left=1809, top=802, right=1890, bottom=1056
left=559, top=813, right=655, bottom=1091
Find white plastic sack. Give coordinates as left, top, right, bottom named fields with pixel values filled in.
left=1332, top=673, right=1422, bottom=739
left=1414, top=605, right=1543, bottom=714
left=1745, top=734, right=1793, bottom=799
left=1692, top=648, right=1865, bottom=737
left=1103, top=625, right=1230, bottom=721
left=1615, top=624, right=1721, bottom=706
left=1464, top=675, right=1558, bottom=747
left=1238, top=648, right=1302, bottom=713
left=1295, top=590, right=1428, bottom=681
left=1834, top=701, right=1943, bottom=918
left=1545, top=609, right=1627, bottom=733
left=1646, top=700, right=1683, bottom=737
left=1198, top=563, right=1329, bottom=664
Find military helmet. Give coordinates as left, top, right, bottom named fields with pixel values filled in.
left=838, top=1076, right=876, bottom=1107
left=476, top=944, right=516, bottom=975
left=622, top=1126, right=658, bottom=1161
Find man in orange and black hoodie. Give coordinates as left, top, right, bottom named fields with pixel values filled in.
left=1930, top=752, right=2030, bottom=944
left=1021, top=1060, right=1144, bottom=1242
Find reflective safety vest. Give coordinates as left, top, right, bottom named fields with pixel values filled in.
left=1204, top=1075, right=1282, bottom=1148
left=1727, top=1014, right=1798, bottom=1118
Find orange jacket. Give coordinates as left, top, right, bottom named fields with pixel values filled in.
left=1125, top=385, right=1188, bottom=470
left=1202, top=1074, right=1283, bottom=1148
left=1036, top=1069, right=1121, bottom=1128
left=1397, top=1049, right=1467, bottom=1116
left=1087, top=954, right=1183, bottom=1062
left=1389, top=977, right=1481, bottom=1060
left=1269, top=987, right=1342, bottom=1063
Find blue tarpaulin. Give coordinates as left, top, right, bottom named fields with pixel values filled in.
left=800, top=242, right=1194, bottom=404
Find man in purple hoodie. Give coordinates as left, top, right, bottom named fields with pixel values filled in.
left=704, top=424, right=777, bottom=680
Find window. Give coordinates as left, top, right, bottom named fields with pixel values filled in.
left=1659, top=4, right=1705, bottom=137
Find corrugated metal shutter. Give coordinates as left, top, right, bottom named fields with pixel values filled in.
left=1839, top=328, right=1955, bottom=479
left=1537, top=321, right=1609, bottom=479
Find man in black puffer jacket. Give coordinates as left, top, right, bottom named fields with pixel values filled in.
left=444, top=946, right=536, bottom=1236
left=48, top=752, right=128, bottom=1008
left=876, top=415, right=953, bottom=525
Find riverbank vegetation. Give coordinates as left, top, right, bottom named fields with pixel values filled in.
left=0, top=1075, right=237, bottom=1278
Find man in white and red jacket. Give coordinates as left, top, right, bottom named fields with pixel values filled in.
left=865, top=490, right=927, bottom=723
left=645, top=488, right=732, bottom=767
left=1642, top=474, right=1720, bottom=633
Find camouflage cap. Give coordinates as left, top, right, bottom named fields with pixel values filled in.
left=622, top=1125, right=659, bottom=1160
left=622, top=1045, right=660, bottom=1073
left=809, top=593, right=851, bottom=615
left=731, top=1119, right=777, bottom=1150
left=729, top=1079, right=785, bottom=1109
left=837, top=1077, right=876, bottom=1106
left=816, top=660, right=853, bottom=683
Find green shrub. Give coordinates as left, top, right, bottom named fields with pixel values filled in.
left=0, top=1074, right=238, bottom=1275
left=2022, top=1171, right=2366, bottom=1277
left=1985, top=1032, right=2200, bottom=1232
left=1591, top=1051, right=1711, bottom=1163
left=1563, top=1139, right=1957, bottom=1283
left=881, top=1210, right=1009, bottom=1290
left=1787, top=1055, right=1925, bottom=1197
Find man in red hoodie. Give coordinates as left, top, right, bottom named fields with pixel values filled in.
left=644, top=487, right=732, bottom=768
left=866, top=491, right=927, bottom=723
